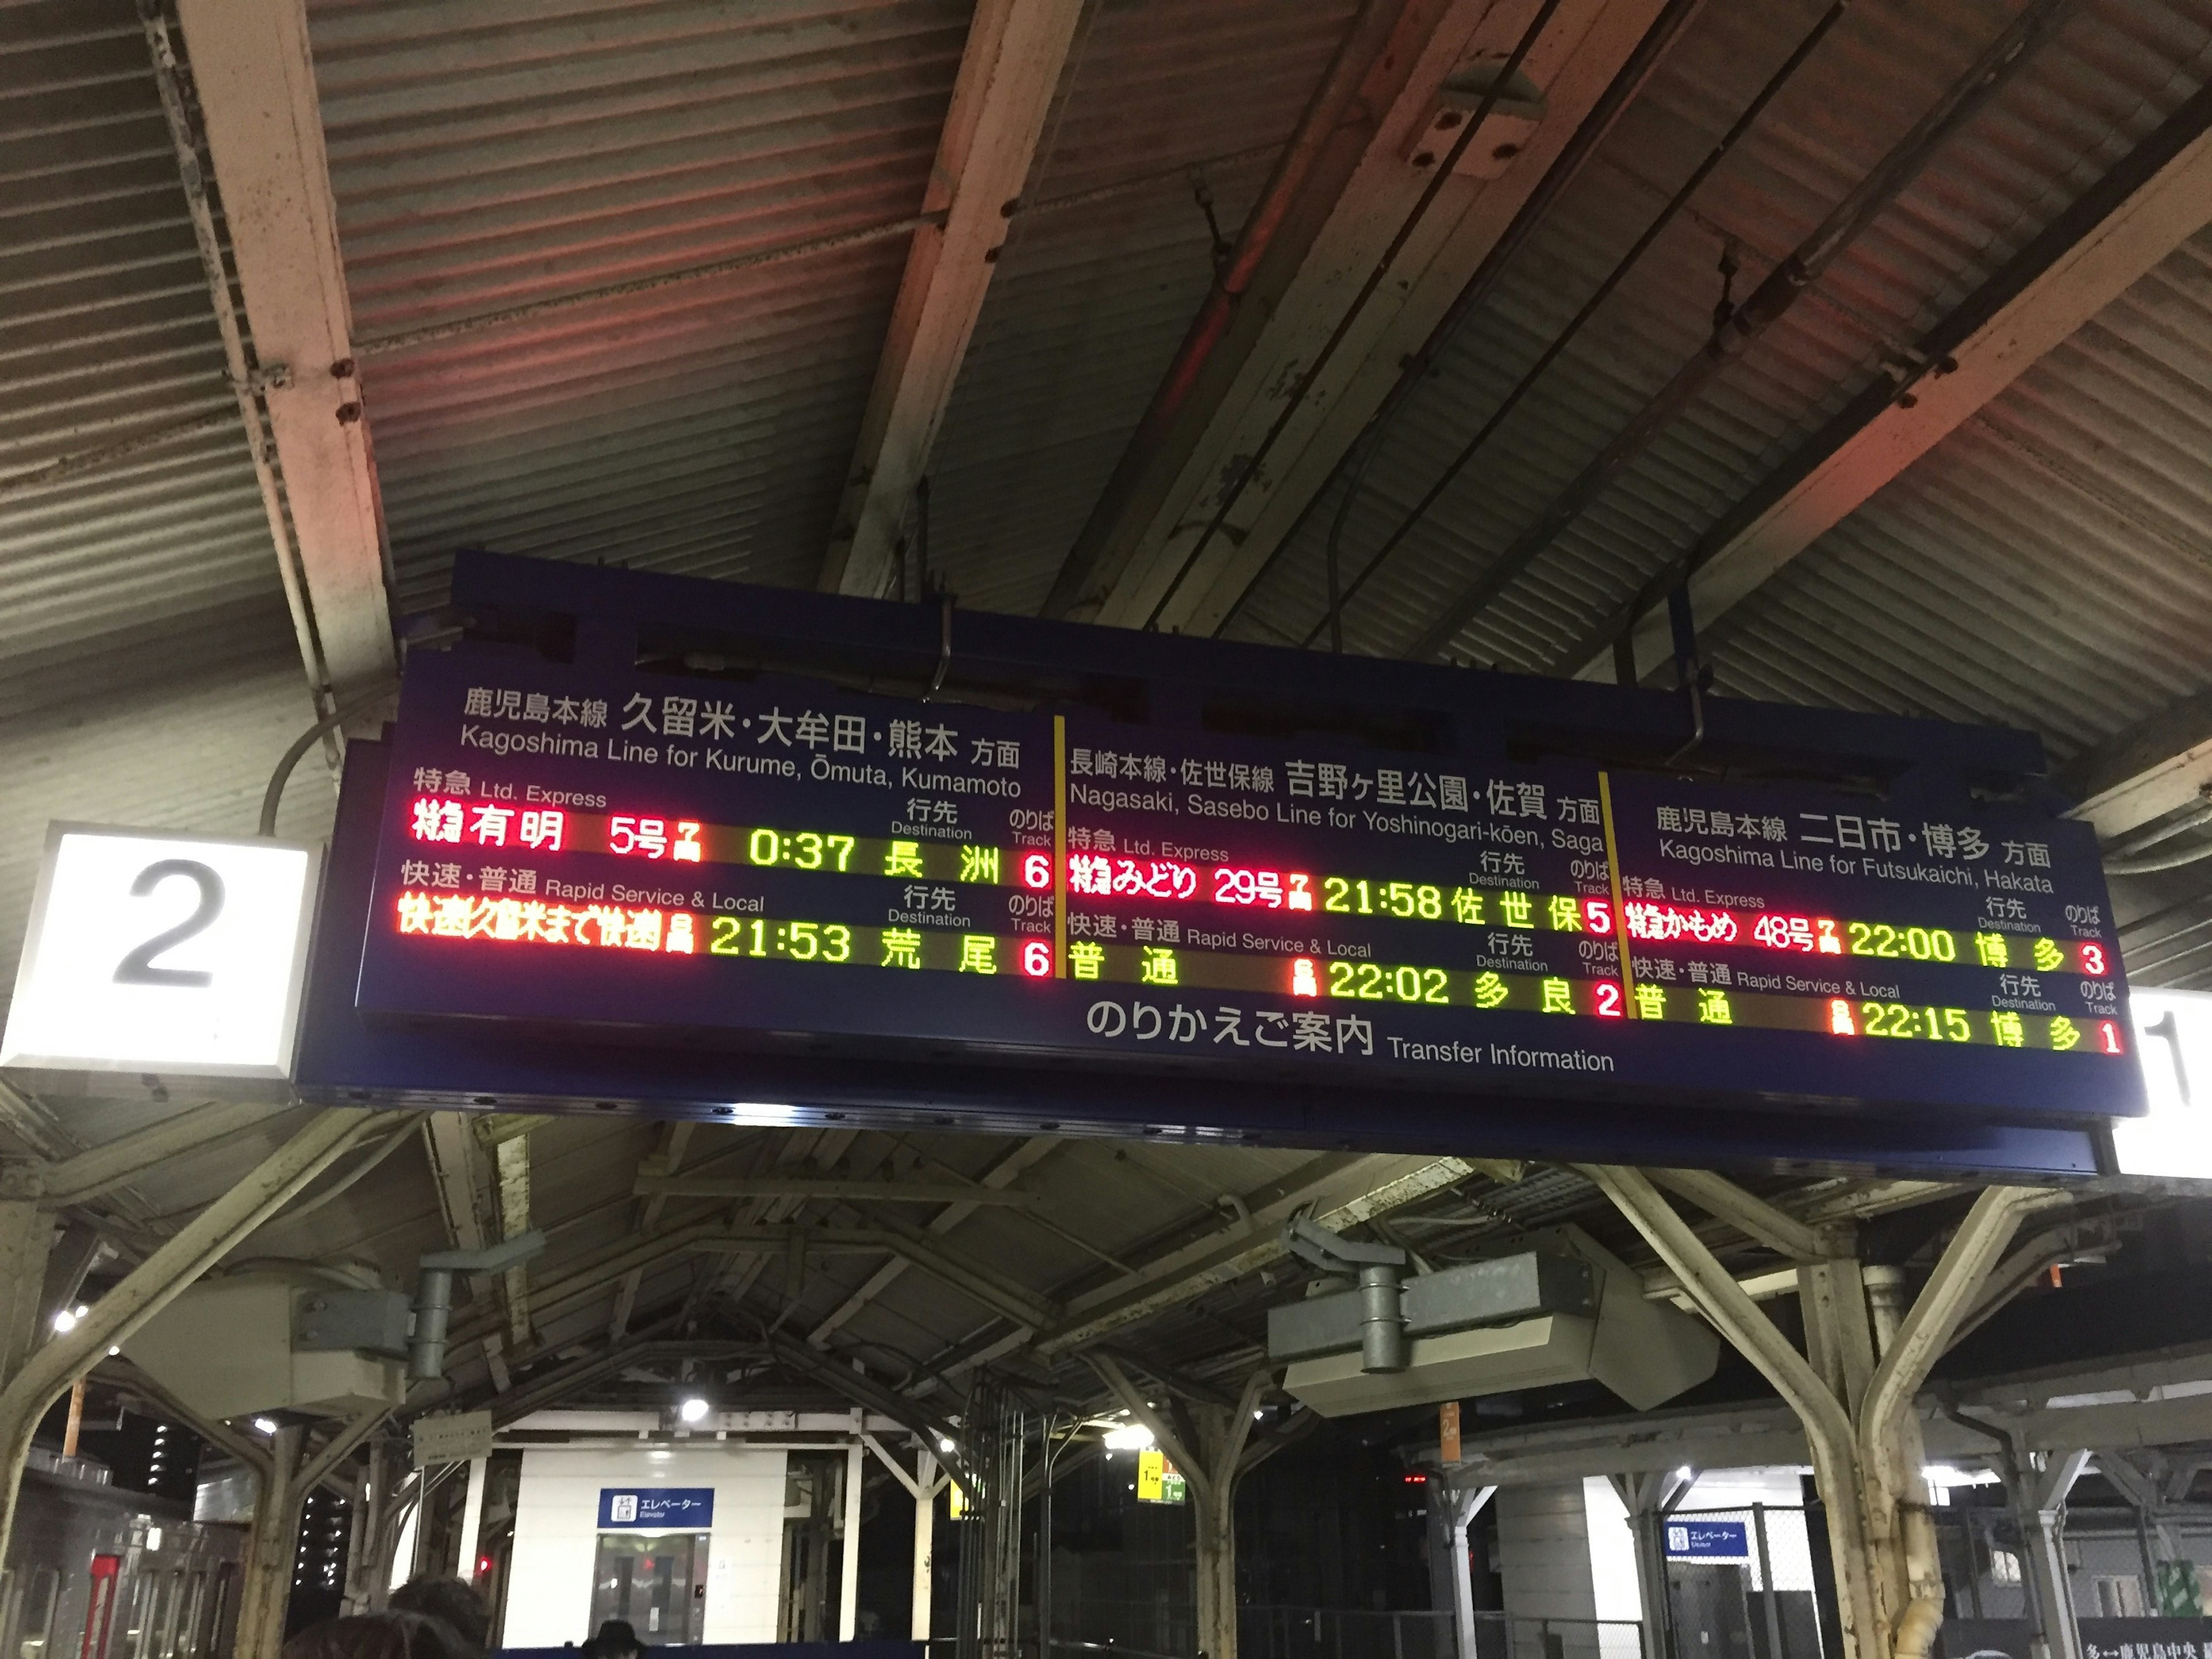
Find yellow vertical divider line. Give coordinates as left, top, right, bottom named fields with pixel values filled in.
left=1597, top=771, right=1638, bottom=1010
left=1053, top=715, right=1068, bottom=976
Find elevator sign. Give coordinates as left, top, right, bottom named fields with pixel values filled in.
left=600, top=1488, right=714, bottom=1529
left=1665, top=1519, right=1748, bottom=1559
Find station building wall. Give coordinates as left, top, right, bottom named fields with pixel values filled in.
left=501, top=1445, right=787, bottom=1647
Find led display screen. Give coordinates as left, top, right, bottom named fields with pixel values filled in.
left=352, top=653, right=2139, bottom=1124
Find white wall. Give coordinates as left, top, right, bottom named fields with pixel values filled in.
left=1579, top=1479, right=1641, bottom=1623
left=502, top=1445, right=787, bottom=1648
left=1498, top=1483, right=1600, bottom=1620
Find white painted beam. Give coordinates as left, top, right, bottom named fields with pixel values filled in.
left=172, top=0, right=396, bottom=699
left=2058, top=688, right=2212, bottom=844
left=1075, top=0, right=1666, bottom=634
left=1582, top=109, right=2212, bottom=685
left=820, top=0, right=1090, bottom=597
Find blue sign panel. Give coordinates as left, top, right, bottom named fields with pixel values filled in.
left=342, top=645, right=2136, bottom=1125
left=599, top=1487, right=713, bottom=1529
left=1665, top=1519, right=1748, bottom=1559
left=287, top=551, right=2128, bottom=1175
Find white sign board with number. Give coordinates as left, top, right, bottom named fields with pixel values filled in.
left=2115, top=987, right=2212, bottom=1180
left=1, top=824, right=319, bottom=1079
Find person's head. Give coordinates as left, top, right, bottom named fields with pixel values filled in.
left=282, top=1615, right=460, bottom=1659
left=594, top=1621, right=641, bottom=1657
left=388, top=1579, right=491, bottom=1654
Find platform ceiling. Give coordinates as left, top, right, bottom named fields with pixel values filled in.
left=6, top=0, right=2212, bottom=1437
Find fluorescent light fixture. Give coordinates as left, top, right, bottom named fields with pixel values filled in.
left=1103, top=1424, right=1154, bottom=1451
left=677, top=1397, right=710, bottom=1425
left=252, top=1418, right=278, bottom=1435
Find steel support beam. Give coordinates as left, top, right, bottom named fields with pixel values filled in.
left=838, top=1431, right=865, bottom=1641
left=1570, top=77, right=2212, bottom=686
left=693, top=1224, right=1058, bottom=1330
left=1589, top=1166, right=2040, bottom=1659
left=1062, top=0, right=1667, bottom=635
left=612, top=1121, right=695, bottom=1344
left=1065, top=0, right=1671, bottom=631
left=1036, top=1154, right=1472, bottom=1356
left=1090, top=1357, right=1267, bottom=1659
left=171, top=0, right=396, bottom=702
left=0, top=1111, right=378, bottom=1574
left=1647, top=1168, right=1832, bottom=1262
left=809, top=1137, right=1056, bottom=1347
left=38, top=1103, right=294, bottom=1207
left=637, top=1174, right=1041, bottom=1208
left=820, top=0, right=1090, bottom=597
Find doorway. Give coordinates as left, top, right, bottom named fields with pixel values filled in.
left=588, top=1534, right=710, bottom=1645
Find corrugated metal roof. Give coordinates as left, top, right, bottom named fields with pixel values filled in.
left=1718, top=226, right=2212, bottom=758
left=0, top=0, right=293, bottom=720
left=310, top=0, right=979, bottom=613
left=923, top=0, right=1361, bottom=616
left=1228, top=0, right=2212, bottom=694
left=0, top=649, right=330, bottom=1027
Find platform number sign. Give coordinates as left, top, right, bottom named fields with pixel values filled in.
left=1, top=824, right=319, bottom=1080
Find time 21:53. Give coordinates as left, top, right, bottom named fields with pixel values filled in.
left=710, top=917, right=854, bottom=960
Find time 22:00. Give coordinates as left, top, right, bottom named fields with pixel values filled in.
left=710, top=917, right=853, bottom=960
left=1847, top=922, right=1955, bottom=961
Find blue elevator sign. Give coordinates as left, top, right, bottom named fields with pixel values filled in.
left=599, top=1487, right=714, bottom=1529
left=1665, top=1519, right=1748, bottom=1559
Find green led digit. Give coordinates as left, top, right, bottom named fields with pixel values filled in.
left=823, top=924, right=851, bottom=963
left=748, top=828, right=780, bottom=865
left=749, top=918, right=766, bottom=957
left=827, top=835, right=854, bottom=872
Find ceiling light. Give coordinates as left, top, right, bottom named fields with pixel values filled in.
left=678, top=1397, right=710, bottom=1425
left=1103, top=1424, right=1154, bottom=1452
left=51, top=1309, right=77, bottom=1334
left=253, top=1418, right=278, bottom=1435
left=938, top=1437, right=956, bottom=1453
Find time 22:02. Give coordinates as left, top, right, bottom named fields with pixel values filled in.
left=710, top=917, right=853, bottom=960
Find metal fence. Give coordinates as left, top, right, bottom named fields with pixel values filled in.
left=1659, top=1506, right=1823, bottom=1659
left=1237, top=1608, right=1645, bottom=1659
left=1239, top=1606, right=1455, bottom=1659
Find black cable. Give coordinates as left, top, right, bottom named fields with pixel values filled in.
left=1302, top=0, right=1851, bottom=650
left=1138, top=0, right=1569, bottom=632
left=1276, top=0, right=1715, bottom=653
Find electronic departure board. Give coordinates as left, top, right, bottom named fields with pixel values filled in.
left=349, top=649, right=2139, bottom=1128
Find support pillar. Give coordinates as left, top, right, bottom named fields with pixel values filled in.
left=1584, top=1167, right=2041, bottom=1659
left=1448, top=1484, right=1495, bottom=1659
left=839, top=1434, right=865, bottom=1640
left=456, top=1455, right=490, bottom=1586
left=2000, top=1446, right=2085, bottom=1659
left=1612, top=1471, right=1690, bottom=1659
left=1092, top=1358, right=1270, bottom=1659
left=912, top=1448, right=938, bottom=1641
left=236, top=1426, right=305, bottom=1659
left=0, top=1110, right=379, bottom=1571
